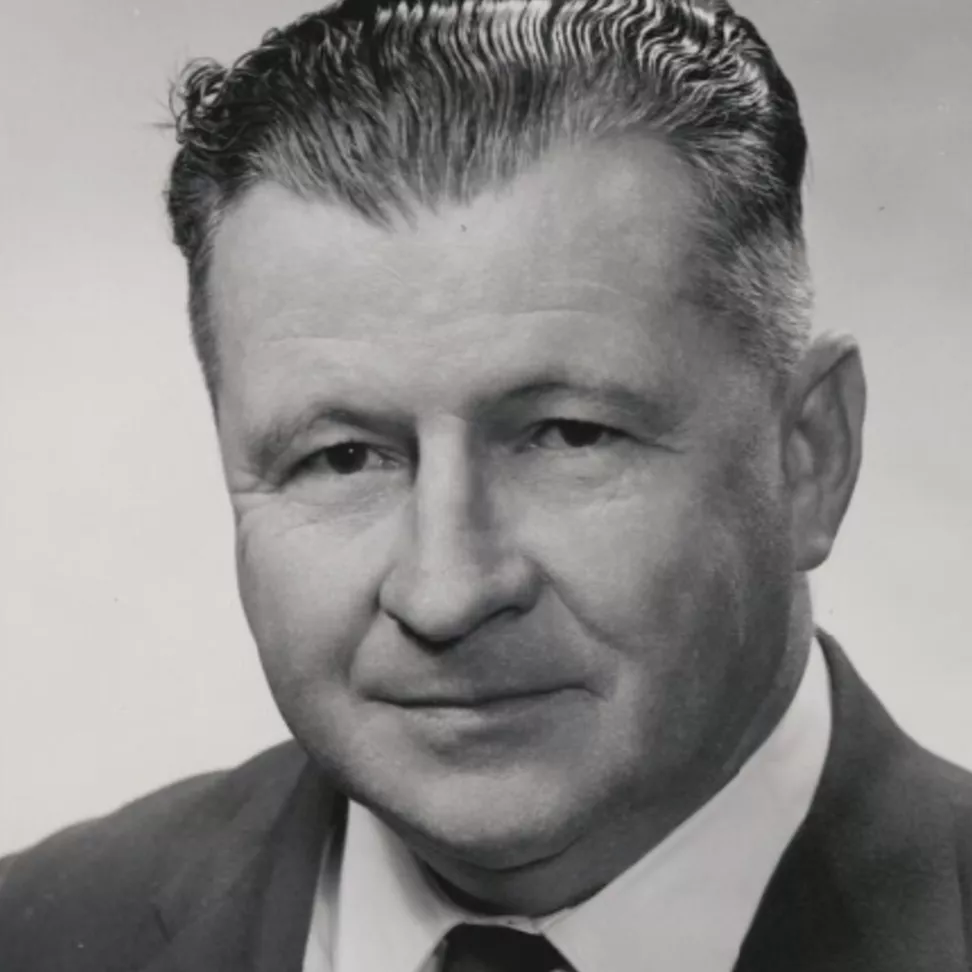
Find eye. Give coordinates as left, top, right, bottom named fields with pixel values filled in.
left=529, top=419, right=622, bottom=450
left=295, top=441, right=398, bottom=477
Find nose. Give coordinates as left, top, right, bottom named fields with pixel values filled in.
left=378, top=435, right=540, bottom=646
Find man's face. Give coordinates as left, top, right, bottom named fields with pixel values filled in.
left=211, top=140, right=796, bottom=876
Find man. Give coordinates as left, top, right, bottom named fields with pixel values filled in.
left=1, top=0, right=970, bottom=968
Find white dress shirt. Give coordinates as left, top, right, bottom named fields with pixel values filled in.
left=303, top=639, right=831, bottom=972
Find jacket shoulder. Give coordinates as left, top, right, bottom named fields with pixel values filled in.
left=930, top=750, right=972, bottom=906
left=0, top=741, right=306, bottom=971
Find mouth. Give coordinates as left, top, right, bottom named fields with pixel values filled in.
left=382, top=687, right=572, bottom=711
left=372, top=687, right=584, bottom=743
left=370, top=686, right=586, bottom=750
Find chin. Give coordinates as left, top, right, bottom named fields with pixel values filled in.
left=366, top=766, right=589, bottom=872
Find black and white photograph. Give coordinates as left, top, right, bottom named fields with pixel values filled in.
left=1, top=1, right=970, bottom=968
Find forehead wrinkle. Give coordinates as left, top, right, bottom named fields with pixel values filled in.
left=231, top=302, right=643, bottom=362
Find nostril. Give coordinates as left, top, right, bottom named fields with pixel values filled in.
left=393, top=614, right=464, bottom=653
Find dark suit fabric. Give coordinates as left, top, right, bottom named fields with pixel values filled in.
left=2, top=633, right=971, bottom=972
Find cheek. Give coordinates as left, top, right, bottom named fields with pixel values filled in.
left=650, top=451, right=791, bottom=638
left=233, top=508, right=390, bottom=697
left=528, top=454, right=789, bottom=682
left=527, top=476, right=732, bottom=649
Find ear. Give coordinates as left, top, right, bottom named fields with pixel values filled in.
left=782, top=334, right=867, bottom=572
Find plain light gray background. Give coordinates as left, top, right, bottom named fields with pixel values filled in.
left=1, top=0, right=969, bottom=857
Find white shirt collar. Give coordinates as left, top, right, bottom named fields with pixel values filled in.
left=306, top=638, right=832, bottom=972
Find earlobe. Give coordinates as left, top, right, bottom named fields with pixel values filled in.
left=784, top=335, right=867, bottom=572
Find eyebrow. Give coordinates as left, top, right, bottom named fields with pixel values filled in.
left=501, top=379, right=688, bottom=431
left=246, top=402, right=412, bottom=475
left=245, top=373, right=689, bottom=473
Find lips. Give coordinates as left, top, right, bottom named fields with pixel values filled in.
left=374, top=685, right=584, bottom=747
left=381, top=686, right=569, bottom=709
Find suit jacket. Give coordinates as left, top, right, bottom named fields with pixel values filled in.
left=1, top=632, right=971, bottom=972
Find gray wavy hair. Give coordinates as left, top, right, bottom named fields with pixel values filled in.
left=166, top=0, right=812, bottom=400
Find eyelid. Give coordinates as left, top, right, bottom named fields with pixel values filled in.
left=520, top=417, right=625, bottom=449
left=297, top=428, right=406, bottom=458
left=289, top=440, right=405, bottom=480
left=310, top=437, right=393, bottom=458
left=530, top=416, right=624, bottom=435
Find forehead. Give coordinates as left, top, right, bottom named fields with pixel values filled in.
left=208, top=138, right=730, bottom=425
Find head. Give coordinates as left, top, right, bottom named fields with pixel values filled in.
left=167, top=0, right=865, bottom=912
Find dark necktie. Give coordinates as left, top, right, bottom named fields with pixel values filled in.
left=440, top=923, right=573, bottom=972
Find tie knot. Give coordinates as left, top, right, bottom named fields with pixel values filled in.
left=442, top=923, right=571, bottom=972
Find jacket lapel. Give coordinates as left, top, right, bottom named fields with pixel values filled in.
left=139, top=745, right=336, bottom=972
left=736, top=631, right=969, bottom=972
